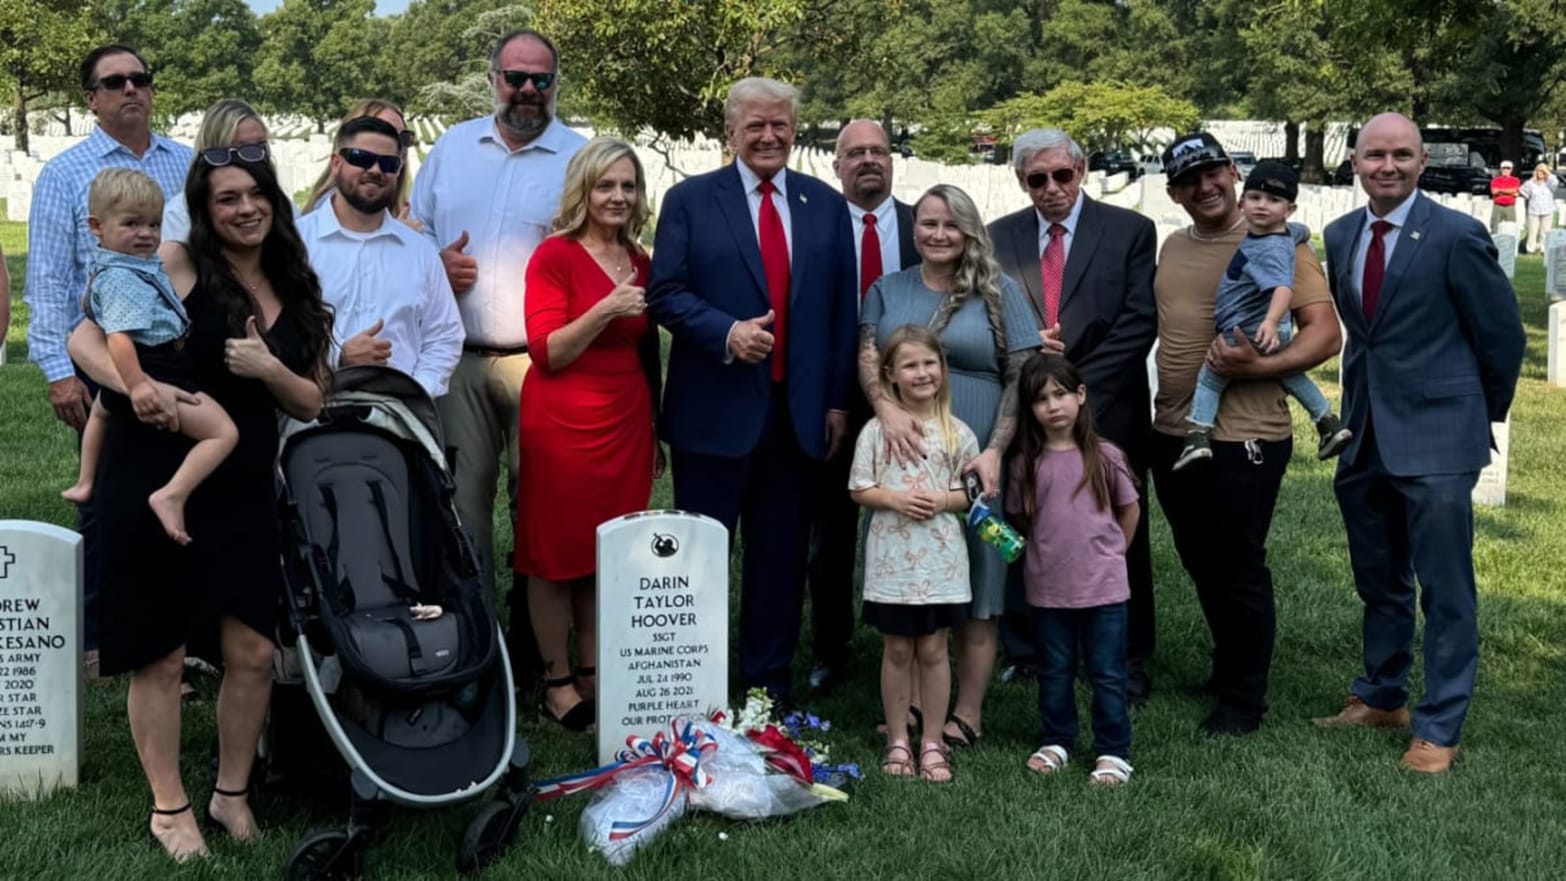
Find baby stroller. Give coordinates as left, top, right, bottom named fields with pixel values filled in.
left=273, top=365, right=530, bottom=879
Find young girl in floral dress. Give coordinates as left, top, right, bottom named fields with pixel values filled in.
left=849, top=326, right=978, bottom=783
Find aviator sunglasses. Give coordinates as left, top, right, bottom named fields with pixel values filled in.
left=94, top=72, right=155, bottom=91
left=200, top=143, right=270, bottom=166
left=338, top=148, right=404, bottom=175
left=1025, top=168, right=1078, bottom=189
left=499, top=70, right=555, bottom=90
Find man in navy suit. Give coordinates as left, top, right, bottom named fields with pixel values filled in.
left=1313, top=113, right=1524, bottom=773
left=648, top=77, right=858, bottom=701
left=805, top=119, right=920, bottom=693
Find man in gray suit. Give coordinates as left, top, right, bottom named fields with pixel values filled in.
left=1313, top=113, right=1524, bottom=774
left=988, top=129, right=1158, bottom=703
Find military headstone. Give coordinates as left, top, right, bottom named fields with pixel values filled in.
left=595, top=511, right=729, bottom=765
left=1547, top=300, right=1566, bottom=388
left=1472, top=419, right=1510, bottom=507
left=1491, top=232, right=1518, bottom=280
left=0, top=521, right=82, bottom=798
left=1544, top=230, right=1566, bottom=298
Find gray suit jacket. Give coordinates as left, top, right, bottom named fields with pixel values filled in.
left=1323, top=192, right=1525, bottom=476
left=988, top=196, right=1157, bottom=460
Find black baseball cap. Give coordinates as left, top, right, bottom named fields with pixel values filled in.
left=1162, top=132, right=1231, bottom=183
left=1244, top=161, right=1299, bottom=202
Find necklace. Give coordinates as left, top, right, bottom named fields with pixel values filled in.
left=584, top=239, right=628, bottom=276
left=1186, top=215, right=1246, bottom=242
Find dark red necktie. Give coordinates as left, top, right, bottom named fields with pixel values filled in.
left=757, top=180, right=790, bottom=382
left=859, top=213, right=883, bottom=299
left=1039, top=222, right=1066, bottom=327
left=1361, top=220, right=1392, bottom=320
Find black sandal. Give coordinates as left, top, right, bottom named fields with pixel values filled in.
left=149, top=803, right=205, bottom=862
left=943, top=713, right=982, bottom=749
left=539, top=675, right=595, bottom=732
left=206, top=785, right=257, bottom=842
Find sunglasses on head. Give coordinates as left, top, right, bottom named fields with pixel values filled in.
left=499, top=70, right=555, bottom=90
left=94, top=72, right=154, bottom=91
left=397, top=129, right=416, bottom=149
left=338, top=148, right=404, bottom=175
left=200, top=143, right=269, bottom=167
left=1025, top=168, right=1077, bottom=189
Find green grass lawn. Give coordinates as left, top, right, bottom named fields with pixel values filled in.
left=2, top=220, right=1564, bottom=880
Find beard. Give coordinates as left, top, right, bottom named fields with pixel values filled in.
left=495, top=93, right=552, bottom=141
left=339, top=175, right=398, bottom=215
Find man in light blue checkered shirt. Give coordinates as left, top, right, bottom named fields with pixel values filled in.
left=22, top=44, right=191, bottom=664
left=25, top=44, right=191, bottom=427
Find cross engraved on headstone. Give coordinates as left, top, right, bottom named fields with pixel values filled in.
left=0, top=546, right=14, bottom=579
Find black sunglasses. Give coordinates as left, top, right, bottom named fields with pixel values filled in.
left=338, top=148, right=404, bottom=175
left=94, top=72, right=154, bottom=91
left=200, top=144, right=269, bottom=167
left=1025, top=168, right=1077, bottom=189
left=499, top=70, right=555, bottom=90
left=398, top=129, right=416, bottom=149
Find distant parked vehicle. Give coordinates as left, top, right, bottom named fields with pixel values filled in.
left=1139, top=154, right=1163, bottom=176
left=1230, top=150, right=1258, bottom=178
left=1259, top=157, right=1303, bottom=173
left=1088, top=150, right=1142, bottom=180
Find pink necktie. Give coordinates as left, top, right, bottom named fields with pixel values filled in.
left=1039, top=223, right=1066, bottom=327
left=758, top=180, right=790, bottom=382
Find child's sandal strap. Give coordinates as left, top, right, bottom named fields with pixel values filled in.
left=1089, top=755, right=1133, bottom=784
left=151, top=803, right=192, bottom=816
left=1028, top=744, right=1069, bottom=773
left=212, top=785, right=249, bottom=798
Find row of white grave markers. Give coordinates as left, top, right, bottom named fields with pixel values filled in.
left=0, top=521, right=82, bottom=800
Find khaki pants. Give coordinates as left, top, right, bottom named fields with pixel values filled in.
left=438, top=350, right=530, bottom=595
left=1526, top=213, right=1551, bottom=253
left=1490, top=202, right=1516, bottom=233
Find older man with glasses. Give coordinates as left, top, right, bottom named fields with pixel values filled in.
left=410, top=29, right=587, bottom=696
left=25, top=43, right=193, bottom=676
left=987, top=128, right=1157, bottom=712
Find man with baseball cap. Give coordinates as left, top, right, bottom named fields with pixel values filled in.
left=1148, top=133, right=1344, bottom=737
left=1489, top=160, right=1520, bottom=235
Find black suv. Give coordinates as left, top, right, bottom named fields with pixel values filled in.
left=1088, top=150, right=1142, bottom=180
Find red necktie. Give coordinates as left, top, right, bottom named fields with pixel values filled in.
left=1361, top=220, right=1392, bottom=320
left=859, top=213, right=883, bottom=299
left=757, top=180, right=790, bottom=382
left=1039, top=222, right=1066, bottom=327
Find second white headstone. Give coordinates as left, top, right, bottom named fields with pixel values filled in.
left=1491, top=232, right=1518, bottom=281
left=1548, top=300, right=1566, bottom=388
left=1473, top=419, right=1510, bottom=507
left=595, top=510, right=729, bottom=765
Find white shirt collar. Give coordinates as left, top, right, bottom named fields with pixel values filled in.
left=1036, top=190, right=1086, bottom=239
left=847, top=195, right=896, bottom=226
left=1365, top=190, right=1419, bottom=228
left=478, top=116, right=575, bottom=155
left=735, top=159, right=788, bottom=198
left=313, top=193, right=403, bottom=242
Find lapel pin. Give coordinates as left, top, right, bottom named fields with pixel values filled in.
left=1410, top=231, right=1421, bottom=240
left=800, top=193, right=808, bottom=204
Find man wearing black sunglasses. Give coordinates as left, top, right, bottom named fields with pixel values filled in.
left=24, top=43, right=193, bottom=677
left=988, top=128, right=1158, bottom=707
left=410, top=29, right=587, bottom=695
left=299, top=117, right=463, bottom=400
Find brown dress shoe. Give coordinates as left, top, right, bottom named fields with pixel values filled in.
left=1311, top=695, right=1411, bottom=729
left=1401, top=738, right=1459, bottom=773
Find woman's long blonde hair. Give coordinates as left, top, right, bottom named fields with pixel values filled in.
left=304, top=98, right=410, bottom=212
left=1535, top=163, right=1552, bottom=181
left=878, top=325, right=961, bottom=457
left=551, top=137, right=650, bottom=246
left=916, top=184, right=1009, bottom=357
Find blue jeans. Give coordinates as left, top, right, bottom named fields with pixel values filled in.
left=1033, top=602, right=1131, bottom=759
left=1188, top=320, right=1331, bottom=428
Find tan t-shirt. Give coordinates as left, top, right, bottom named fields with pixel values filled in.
left=1153, top=226, right=1333, bottom=442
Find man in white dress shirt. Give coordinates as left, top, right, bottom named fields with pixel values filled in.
left=806, top=120, right=919, bottom=692
left=298, top=117, right=463, bottom=398
left=410, top=29, right=587, bottom=687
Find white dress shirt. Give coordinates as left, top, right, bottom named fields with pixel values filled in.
left=1350, top=190, right=1420, bottom=309
left=848, top=196, right=902, bottom=289
left=298, top=195, right=466, bottom=397
left=410, top=116, right=587, bottom=348
left=734, top=160, right=794, bottom=258
left=1036, top=190, right=1086, bottom=262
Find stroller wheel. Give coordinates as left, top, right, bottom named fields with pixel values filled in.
left=458, top=800, right=525, bottom=874
left=287, top=828, right=360, bottom=881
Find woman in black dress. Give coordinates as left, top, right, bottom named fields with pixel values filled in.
left=70, top=151, right=332, bottom=861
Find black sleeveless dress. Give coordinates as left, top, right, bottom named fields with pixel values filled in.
left=98, top=284, right=311, bottom=675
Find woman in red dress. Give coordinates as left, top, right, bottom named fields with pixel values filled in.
left=517, top=137, right=663, bottom=730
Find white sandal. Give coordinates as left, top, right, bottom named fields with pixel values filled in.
left=1026, top=744, right=1068, bottom=776
left=1088, top=755, right=1133, bottom=786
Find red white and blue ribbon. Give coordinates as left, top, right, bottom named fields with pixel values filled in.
left=533, top=720, right=719, bottom=840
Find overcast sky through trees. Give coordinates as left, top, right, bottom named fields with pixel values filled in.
left=245, top=0, right=410, bottom=14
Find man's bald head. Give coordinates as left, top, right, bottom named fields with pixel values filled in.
left=1352, top=112, right=1427, bottom=214
left=833, top=119, right=894, bottom=209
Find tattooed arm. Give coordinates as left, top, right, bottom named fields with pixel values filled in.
left=966, top=349, right=1029, bottom=497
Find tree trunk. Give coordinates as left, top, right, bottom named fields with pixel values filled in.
left=62, top=107, right=70, bottom=137
left=1302, top=124, right=1325, bottom=184
left=14, top=86, right=28, bottom=155
left=1501, top=116, right=1524, bottom=168
left=1284, top=121, right=1300, bottom=160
